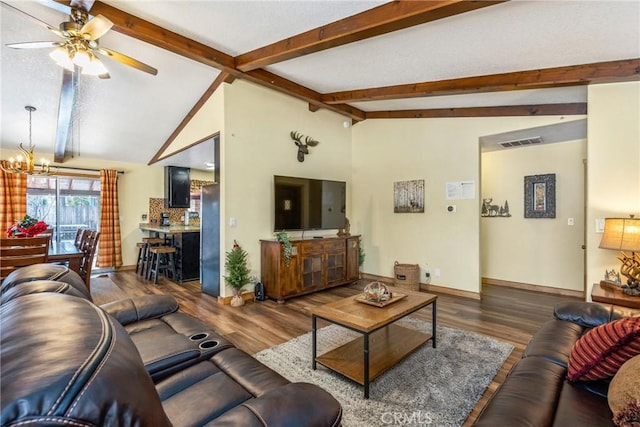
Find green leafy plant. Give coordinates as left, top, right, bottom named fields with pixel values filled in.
left=275, top=231, right=293, bottom=267
left=224, top=240, right=250, bottom=292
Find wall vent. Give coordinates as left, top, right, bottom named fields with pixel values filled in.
left=499, top=136, right=543, bottom=148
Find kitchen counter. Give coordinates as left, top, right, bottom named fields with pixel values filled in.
left=139, top=223, right=201, bottom=283
left=139, top=223, right=200, bottom=234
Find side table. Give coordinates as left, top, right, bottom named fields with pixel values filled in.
left=591, top=283, right=640, bottom=309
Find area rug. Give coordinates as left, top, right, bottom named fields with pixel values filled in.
left=254, top=317, right=513, bottom=427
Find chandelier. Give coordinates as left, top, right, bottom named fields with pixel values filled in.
left=0, top=106, right=51, bottom=175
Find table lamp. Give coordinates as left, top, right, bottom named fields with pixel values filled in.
left=599, top=215, right=640, bottom=288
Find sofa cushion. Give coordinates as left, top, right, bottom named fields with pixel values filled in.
left=156, top=349, right=341, bottom=427
left=567, top=317, right=640, bottom=382
left=608, top=355, right=640, bottom=426
left=473, top=357, right=566, bottom=427
left=552, top=380, right=614, bottom=426
left=523, top=319, right=584, bottom=367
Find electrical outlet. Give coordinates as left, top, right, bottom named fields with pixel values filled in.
left=434, top=268, right=441, bottom=278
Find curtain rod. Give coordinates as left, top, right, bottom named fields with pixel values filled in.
left=37, top=164, right=125, bottom=174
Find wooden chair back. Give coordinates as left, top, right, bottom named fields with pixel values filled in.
left=74, top=229, right=87, bottom=249
left=0, top=236, right=50, bottom=281
left=78, top=230, right=100, bottom=287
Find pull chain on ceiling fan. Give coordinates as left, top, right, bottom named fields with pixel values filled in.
left=4, top=1, right=158, bottom=79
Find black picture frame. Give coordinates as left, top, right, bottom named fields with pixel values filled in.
left=524, top=173, right=556, bottom=218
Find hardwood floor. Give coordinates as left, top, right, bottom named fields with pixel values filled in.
left=95, top=271, right=582, bottom=426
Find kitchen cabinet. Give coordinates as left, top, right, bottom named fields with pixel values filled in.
left=260, top=235, right=360, bottom=303
left=164, top=166, right=190, bottom=208
left=173, top=231, right=200, bottom=282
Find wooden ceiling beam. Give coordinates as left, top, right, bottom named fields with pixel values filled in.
left=364, top=103, right=588, bottom=119
left=235, top=0, right=507, bottom=72
left=322, top=59, right=640, bottom=104
left=54, top=68, right=78, bottom=163
left=242, top=69, right=366, bottom=121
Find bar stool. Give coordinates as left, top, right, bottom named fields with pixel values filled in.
left=135, top=242, right=146, bottom=275
left=139, top=237, right=164, bottom=278
left=147, top=246, right=177, bottom=284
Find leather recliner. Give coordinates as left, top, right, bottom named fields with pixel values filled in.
left=1, top=264, right=234, bottom=381
left=0, top=265, right=343, bottom=426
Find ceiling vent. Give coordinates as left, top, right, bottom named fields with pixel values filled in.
left=499, top=136, right=543, bottom=148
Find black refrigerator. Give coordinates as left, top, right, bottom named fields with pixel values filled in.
left=200, top=183, right=220, bottom=296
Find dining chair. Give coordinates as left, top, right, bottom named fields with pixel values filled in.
left=74, top=229, right=86, bottom=249
left=78, top=230, right=101, bottom=289
left=0, top=236, right=50, bottom=282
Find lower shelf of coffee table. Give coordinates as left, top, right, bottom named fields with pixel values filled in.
left=315, top=323, right=430, bottom=385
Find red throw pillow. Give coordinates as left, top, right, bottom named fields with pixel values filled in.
left=567, top=316, right=640, bottom=382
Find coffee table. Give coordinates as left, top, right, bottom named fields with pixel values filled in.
left=310, top=287, right=437, bottom=398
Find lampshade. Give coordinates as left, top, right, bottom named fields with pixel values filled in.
left=599, top=217, right=640, bottom=252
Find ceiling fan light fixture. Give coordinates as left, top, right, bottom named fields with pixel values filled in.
left=49, top=46, right=74, bottom=71
left=71, top=48, right=91, bottom=68
left=83, top=53, right=108, bottom=76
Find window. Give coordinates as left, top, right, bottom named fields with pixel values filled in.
left=26, top=175, right=101, bottom=243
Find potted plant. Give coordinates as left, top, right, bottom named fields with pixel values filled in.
left=224, top=240, right=250, bottom=307
left=275, top=231, right=293, bottom=267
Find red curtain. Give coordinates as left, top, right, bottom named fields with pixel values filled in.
left=97, top=169, right=122, bottom=268
left=0, top=162, right=27, bottom=235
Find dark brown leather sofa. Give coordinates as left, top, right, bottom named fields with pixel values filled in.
left=474, top=301, right=640, bottom=426
left=1, top=264, right=342, bottom=426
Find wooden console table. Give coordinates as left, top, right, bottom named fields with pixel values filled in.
left=591, top=283, right=640, bottom=309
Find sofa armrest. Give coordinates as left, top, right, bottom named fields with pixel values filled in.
left=101, top=295, right=179, bottom=325
left=554, top=301, right=640, bottom=328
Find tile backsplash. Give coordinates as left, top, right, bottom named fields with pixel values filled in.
left=148, top=198, right=200, bottom=226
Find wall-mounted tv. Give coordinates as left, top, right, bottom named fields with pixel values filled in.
left=274, top=175, right=346, bottom=231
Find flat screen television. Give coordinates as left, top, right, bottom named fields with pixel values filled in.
left=274, top=175, right=346, bottom=231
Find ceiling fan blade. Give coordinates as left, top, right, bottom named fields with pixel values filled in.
left=81, top=15, right=113, bottom=40
left=6, top=41, right=64, bottom=49
left=1, top=2, right=65, bottom=38
left=97, top=47, right=158, bottom=76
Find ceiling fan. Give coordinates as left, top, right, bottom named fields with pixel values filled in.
left=4, top=0, right=157, bottom=78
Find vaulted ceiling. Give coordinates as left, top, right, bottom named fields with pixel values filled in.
left=1, top=0, right=638, bottom=170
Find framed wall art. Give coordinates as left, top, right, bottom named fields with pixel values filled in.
left=524, top=173, right=556, bottom=218
left=394, top=179, right=424, bottom=213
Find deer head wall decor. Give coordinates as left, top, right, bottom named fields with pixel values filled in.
left=290, top=131, right=319, bottom=162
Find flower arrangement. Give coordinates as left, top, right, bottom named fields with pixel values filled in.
left=6, top=214, right=49, bottom=237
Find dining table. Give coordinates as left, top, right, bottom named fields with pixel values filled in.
left=48, top=241, right=84, bottom=276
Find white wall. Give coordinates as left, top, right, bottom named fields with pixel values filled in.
left=587, top=81, right=640, bottom=298
left=481, top=139, right=586, bottom=291
left=220, top=80, right=352, bottom=296
left=351, top=116, right=579, bottom=295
